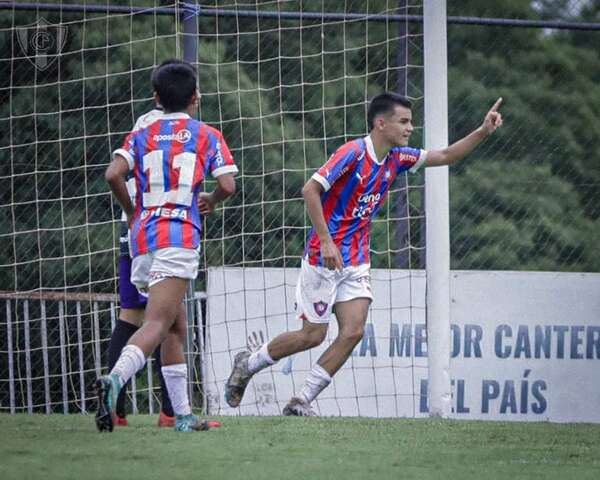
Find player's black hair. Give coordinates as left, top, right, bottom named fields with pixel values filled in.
left=367, top=92, right=412, bottom=130
left=151, top=59, right=197, bottom=112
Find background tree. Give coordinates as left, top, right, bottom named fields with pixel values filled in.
left=1, top=0, right=598, bottom=295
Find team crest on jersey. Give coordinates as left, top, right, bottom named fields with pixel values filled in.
left=313, top=301, right=328, bottom=317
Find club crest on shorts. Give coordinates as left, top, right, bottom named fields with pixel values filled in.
left=313, top=301, right=328, bottom=317
left=148, top=271, right=169, bottom=283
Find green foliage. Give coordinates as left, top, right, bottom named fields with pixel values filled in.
left=0, top=9, right=178, bottom=291
left=1, top=2, right=598, bottom=293
left=447, top=1, right=600, bottom=270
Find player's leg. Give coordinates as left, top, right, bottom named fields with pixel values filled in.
left=160, top=302, right=220, bottom=431
left=153, top=346, right=175, bottom=426
left=108, top=308, right=143, bottom=425
left=313, top=298, right=370, bottom=376
left=283, top=298, right=370, bottom=416
left=224, top=260, right=333, bottom=408
left=118, top=246, right=175, bottom=425
left=105, top=254, right=145, bottom=426
left=95, top=249, right=187, bottom=432
left=119, top=247, right=214, bottom=432
left=284, top=265, right=372, bottom=416
left=160, top=304, right=189, bottom=419
left=95, top=276, right=186, bottom=432
left=266, top=320, right=329, bottom=360
left=158, top=303, right=212, bottom=432
left=99, top=277, right=188, bottom=429
left=224, top=319, right=327, bottom=408
left=128, top=276, right=188, bottom=354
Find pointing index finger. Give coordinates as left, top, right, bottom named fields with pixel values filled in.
left=490, top=97, right=503, bottom=112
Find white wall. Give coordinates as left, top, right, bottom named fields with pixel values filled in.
left=449, top=270, right=600, bottom=422
left=205, top=268, right=600, bottom=422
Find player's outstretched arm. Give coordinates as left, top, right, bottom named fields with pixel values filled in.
left=198, top=173, right=236, bottom=215
left=105, top=154, right=134, bottom=221
left=424, top=97, right=503, bottom=168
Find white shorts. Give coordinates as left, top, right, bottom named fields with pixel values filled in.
left=131, top=247, right=199, bottom=293
left=295, top=260, right=372, bottom=324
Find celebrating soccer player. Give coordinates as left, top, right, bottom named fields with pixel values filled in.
left=97, top=59, right=237, bottom=431
left=225, top=92, right=503, bottom=415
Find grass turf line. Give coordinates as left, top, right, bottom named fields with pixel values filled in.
left=1, top=414, right=600, bottom=480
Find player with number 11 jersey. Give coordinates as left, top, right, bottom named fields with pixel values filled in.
left=98, top=59, right=237, bottom=433
left=114, top=113, right=237, bottom=258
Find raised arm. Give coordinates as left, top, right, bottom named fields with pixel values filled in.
left=424, top=97, right=503, bottom=168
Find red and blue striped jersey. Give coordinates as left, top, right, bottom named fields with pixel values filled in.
left=306, top=135, right=427, bottom=267
left=113, top=112, right=237, bottom=257
left=120, top=109, right=164, bottom=223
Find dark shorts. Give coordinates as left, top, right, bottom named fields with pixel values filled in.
left=119, top=255, right=147, bottom=309
left=119, top=222, right=147, bottom=310
left=119, top=221, right=130, bottom=256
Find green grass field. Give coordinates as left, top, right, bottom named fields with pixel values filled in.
left=1, top=414, right=600, bottom=480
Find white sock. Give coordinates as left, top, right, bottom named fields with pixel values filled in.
left=299, top=364, right=331, bottom=404
left=110, top=344, right=146, bottom=387
left=247, top=343, right=277, bottom=375
left=161, top=363, right=191, bottom=416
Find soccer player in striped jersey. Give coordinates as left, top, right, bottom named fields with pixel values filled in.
left=107, top=107, right=177, bottom=428
left=97, top=59, right=237, bottom=432
left=225, top=92, right=503, bottom=415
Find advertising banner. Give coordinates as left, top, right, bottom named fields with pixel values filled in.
left=205, top=268, right=600, bottom=422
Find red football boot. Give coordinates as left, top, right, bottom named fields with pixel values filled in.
left=157, top=411, right=176, bottom=427
left=114, top=415, right=128, bottom=427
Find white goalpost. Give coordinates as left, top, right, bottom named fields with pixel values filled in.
left=197, top=0, right=436, bottom=417
left=423, top=0, right=451, bottom=418
left=0, top=0, right=449, bottom=418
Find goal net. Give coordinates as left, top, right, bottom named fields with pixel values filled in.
left=195, top=0, right=427, bottom=417
left=0, top=1, right=181, bottom=413
left=0, top=1, right=427, bottom=417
